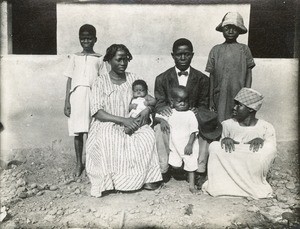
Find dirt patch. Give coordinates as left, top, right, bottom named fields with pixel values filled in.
left=0, top=141, right=299, bottom=228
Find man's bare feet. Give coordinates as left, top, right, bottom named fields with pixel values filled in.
left=189, top=186, right=200, bottom=194
left=74, top=164, right=84, bottom=177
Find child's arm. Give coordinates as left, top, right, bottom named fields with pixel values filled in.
left=64, top=78, right=72, bottom=117
left=184, top=132, right=197, bottom=155
left=155, top=116, right=170, bottom=134
left=209, top=73, right=215, bottom=111
left=245, top=69, right=252, bottom=88
left=128, top=98, right=138, bottom=112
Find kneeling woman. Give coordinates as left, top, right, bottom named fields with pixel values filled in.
left=86, top=44, right=162, bottom=197
left=202, top=88, right=276, bottom=199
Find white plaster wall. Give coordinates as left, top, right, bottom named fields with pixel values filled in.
left=0, top=55, right=298, bottom=156
left=57, top=3, right=250, bottom=58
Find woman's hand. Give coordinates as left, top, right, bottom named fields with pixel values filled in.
left=245, top=138, right=264, bottom=152
left=136, top=107, right=151, bottom=126
left=160, top=119, right=170, bottom=134
left=64, top=101, right=71, bottom=117
left=184, top=143, right=193, bottom=155
left=221, top=137, right=239, bottom=153
left=122, top=117, right=140, bottom=133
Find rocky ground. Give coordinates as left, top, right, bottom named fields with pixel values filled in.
left=0, top=140, right=299, bottom=228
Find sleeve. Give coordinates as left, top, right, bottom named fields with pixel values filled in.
left=263, top=121, right=276, bottom=146
left=98, top=55, right=110, bottom=76
left=90, top=77, right=105, bottom=116
left=244, top=46, right=255, bottom=69
left=64, top=54, right=75, bottom=78
left=154, top=75, right=168, bottom=112
left=197, top=74, right=209, bottom=108
left=155, top=113, right=169, bottom=121
left=221, top=120, right=231, bottom=139
left=189, top=112, right=199, bottom=134
left=205, top=47, right=216, bottom=73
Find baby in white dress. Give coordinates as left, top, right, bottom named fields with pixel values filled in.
left=125, top=80, right=156, bottom=134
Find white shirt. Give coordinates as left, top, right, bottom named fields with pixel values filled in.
left=175, top=66, right=190, bottom=87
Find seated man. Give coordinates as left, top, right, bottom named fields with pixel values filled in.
left=154, top=38, right=210, bottom=183
left=202, top=88, right=277, bottom=199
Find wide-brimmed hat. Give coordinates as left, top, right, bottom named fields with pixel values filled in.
left=216, top=12, right=247, bottom=34
left=196, top=107, right=222, bottom=140
left=234, top=88, right=264, bottom=111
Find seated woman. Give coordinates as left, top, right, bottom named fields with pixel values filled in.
left=86, top=44, right=162, bottom=197
left=202, top=88, right=276, bottom=199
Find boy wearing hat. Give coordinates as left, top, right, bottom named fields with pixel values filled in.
left=206, top=12, right=255, bottom=122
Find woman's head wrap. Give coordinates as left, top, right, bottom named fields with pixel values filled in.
left=234, top=88, right=264, bottom=111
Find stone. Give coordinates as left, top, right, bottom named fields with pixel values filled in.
left=49, top=185, right=58, bottom=191
left=32, top=189, right=38, bottom=195
left=247, top=205, right=260, bottom=212
left=148, top=201, right=154, bottom=206
left=36, top=191, right=44, bottom=196
left=26, top=190, right=34, bottom=197
left=44, top=215, right=55, bottom=222
left=146, top=208, right=153, bottom=214
left=74, top=189, right=81, bottom=194
left=30, top=183, right=37, bottom=189
left=286, top=182, right=296, bottom=190
left=56, top=210, right=64, bottom=215
left=277, top=195, right=288, bottom=203
left=129, top=209, right=135, bottom=214
left=134, top=209, right=140, bottom=213
left=16, top=178, right=26, bottom=187
left=48, top=209, right=57, bottom=215
left=18, top=192, right=27, bottom=199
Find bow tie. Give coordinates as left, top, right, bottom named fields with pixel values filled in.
left=178, top=71, right=188, bottom=76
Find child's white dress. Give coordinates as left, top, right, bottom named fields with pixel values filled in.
left=129, top=97, right=147, bottom=118
left=156, top=109, right=199, bottom=171
left=64, top=53, right=108, bottom=136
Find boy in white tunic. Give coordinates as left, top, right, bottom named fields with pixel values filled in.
left=64, top=24, right=108, bottom=177
left=155, top=86, right=199, bottom=193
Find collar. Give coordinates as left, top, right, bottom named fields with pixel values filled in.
left=175, top=66, right=190, bottom=76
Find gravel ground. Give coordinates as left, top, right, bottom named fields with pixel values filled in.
left=0, top=140, right=299, bottom=228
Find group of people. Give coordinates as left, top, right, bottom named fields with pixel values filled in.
left=64, top=12, right=277, bottom=199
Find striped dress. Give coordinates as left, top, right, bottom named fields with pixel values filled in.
left=86, top=72, right=162, bottom=197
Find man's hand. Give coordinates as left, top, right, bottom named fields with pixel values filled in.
left=245, top=138, right=264, bottom=152
left=64, top=102, right=71, bottom=117
left=221, top=137, right=240, bottom=153
left=184, top=143, right=193, bottom=155
left=158, top=106, right=172, bottom=117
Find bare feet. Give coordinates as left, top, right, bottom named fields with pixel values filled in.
left=74, top=164, right=84, bottom=177
left=189, top=186, right=200, bottom=194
